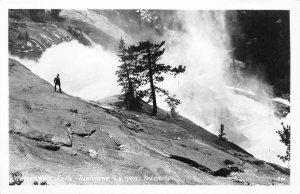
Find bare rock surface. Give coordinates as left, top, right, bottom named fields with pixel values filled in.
left=9, top=58, right=290, bottom=185
left=9, top=10, right=133, bottom=60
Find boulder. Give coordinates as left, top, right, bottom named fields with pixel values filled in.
left=50, top=136, right=72, bottom=147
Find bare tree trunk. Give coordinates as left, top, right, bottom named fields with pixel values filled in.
left=147, top=46, right=157, bottom=116
left=123, top=50, right=135, bottom=110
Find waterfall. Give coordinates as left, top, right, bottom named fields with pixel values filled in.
left=160, top=10, right=288, bottom=166
left=12, top=10, right=289, bottom=166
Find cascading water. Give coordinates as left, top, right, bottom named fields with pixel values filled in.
left=12, top=10, right=289, bottom=166
left=160, top=10, right=288, bottom=166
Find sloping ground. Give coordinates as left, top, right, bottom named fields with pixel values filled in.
left=9, top=58, right=289, bottom=185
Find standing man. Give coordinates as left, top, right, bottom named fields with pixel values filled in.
left=54, top=74, right=62, bottom=93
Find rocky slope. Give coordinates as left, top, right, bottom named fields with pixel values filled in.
left=9, top=58, right=289, bottom=185
left=9, top=10, right=134, bottom=60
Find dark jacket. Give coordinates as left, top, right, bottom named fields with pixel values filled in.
left=54, top=77, right=61, bottom=85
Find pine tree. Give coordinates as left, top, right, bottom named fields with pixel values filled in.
left=276, top=123, right=290, bottom=164
left=218, top=124, right=226, bottom=140
left=116, top=38, right=140, bottom=110
left=133, top=40, right=185, bottom=116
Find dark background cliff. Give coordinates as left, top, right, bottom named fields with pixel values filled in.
left=226, top=10, right=290, bottom=97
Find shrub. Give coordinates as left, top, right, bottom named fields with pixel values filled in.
left=276, top=123, right=290, bottom=163
left=224, top=159, right=234, bottom=165
left=9, top=171, right=24, bottom=185
left=49, top=9, right=62, bottom=18
left=33, top=180, right=48, bottom=185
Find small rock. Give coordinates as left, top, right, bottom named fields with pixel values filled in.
left=70, top=109, right=78, bottom=114
left=88, top=149, right=97, bottom=158
left=65, top=122, right=72, bottom=127
left=77, top=145, right=97, bottom=158
left=117, top=144, right=126, bottom=151
left=229, top=176, right=247, bottom=184
left=10, top=119, right=24, bottom=133
left=50, top=136, right=72, bottom=147
left=24, top=130, right=45, bottom=141
left=151, top=116, right=157, bottom=120
left=123, top=119, right=143, bottom=132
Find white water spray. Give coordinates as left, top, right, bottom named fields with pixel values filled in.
left=13, top=10, right=289, bottom=166
left=14, top=40, right=121, bottom=100
left=159, top=11, right=288, bottom=166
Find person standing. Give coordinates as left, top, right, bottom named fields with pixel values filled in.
left=54, top=74, right=62, bottom=93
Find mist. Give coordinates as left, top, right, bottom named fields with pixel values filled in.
left=13, top=10, right=288, bottom=166
left=13, top=40, right=121, bottom=100
left=158, top=10, right=287, bottom=166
